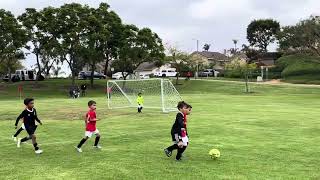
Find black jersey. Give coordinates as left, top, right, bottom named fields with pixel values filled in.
left=15, top=108, right=41, bottom=127
left=171, top=112, right=184, bottom=137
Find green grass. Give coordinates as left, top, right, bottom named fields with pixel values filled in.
left=0, top=79, right=320, bottom=179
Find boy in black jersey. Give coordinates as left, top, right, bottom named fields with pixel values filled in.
left=16, top=98, right=43, bottom=154
left=164, top=101, right=191, bottom=161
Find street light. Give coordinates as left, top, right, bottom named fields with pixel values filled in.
left=192, top=38, right=200, bottom=79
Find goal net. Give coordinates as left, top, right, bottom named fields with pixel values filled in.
left=107, top=79, right=182, bottom=112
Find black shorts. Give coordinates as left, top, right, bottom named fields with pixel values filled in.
left=25, top=125, right=37, bottom=135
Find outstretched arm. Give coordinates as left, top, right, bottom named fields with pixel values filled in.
left=15, top=112, right=24, bottom=127
left=34, top=109, right=42, bottom=125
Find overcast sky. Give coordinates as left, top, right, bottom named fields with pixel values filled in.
left=1, top=0, right=320, bottom=74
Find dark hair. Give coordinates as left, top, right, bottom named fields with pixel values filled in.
left=138, top=92, right=142, bottom=95
left=177, top=101, right=187, bottom=109
left=88, top=100, right=96, bottom=106
left=24, top=98, right=34, bottom=106
left=186, top=103, right=192, bottom=109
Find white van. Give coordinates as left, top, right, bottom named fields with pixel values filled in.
left=15, top=70, right=36, bottom=81
left=154, top=69, right=177, bottom=77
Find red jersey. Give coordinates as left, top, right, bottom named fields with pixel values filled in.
left=86, top=110, right=97, bottom=131
left=181, top=113, right=187, bottom=137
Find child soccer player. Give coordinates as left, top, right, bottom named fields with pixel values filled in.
left=16, top=98, right=43, bottom=154
left=76, top=100, right=101, bottom=153
left=164, top=101, right=191, bottom=161
left=136, top=93, right=144, bottom=113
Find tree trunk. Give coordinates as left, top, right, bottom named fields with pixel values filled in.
left=90, top=63, right=95, bottom=88
left=71, top=71, right=76, bottom=86
left=104, top=54, right=110, bottom=76
left=7, top=59, right=12, bottom=83
left=36, top=53, right=41, bottom=81
left=245, top=73, right=249, bottom=93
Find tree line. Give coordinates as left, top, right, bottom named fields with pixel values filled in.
left=0, top=3, right=165, bottom=86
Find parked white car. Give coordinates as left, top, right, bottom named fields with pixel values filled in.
left=112, top=72, right=128, bottom=80
left=139, top=74, right=150, bottom=79
left=154, top=69, right=177, bottom=77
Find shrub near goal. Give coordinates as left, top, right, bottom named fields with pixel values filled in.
left=107, top=79, right=182, bottom=113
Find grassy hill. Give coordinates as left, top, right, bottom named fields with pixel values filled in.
left=0, top=79, right=319, bottom=179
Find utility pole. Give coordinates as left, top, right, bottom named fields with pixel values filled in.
left=192, top=38, right=200, bottom=79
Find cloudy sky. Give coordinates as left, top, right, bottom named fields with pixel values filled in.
left=1, top=0, right=320, bottom=73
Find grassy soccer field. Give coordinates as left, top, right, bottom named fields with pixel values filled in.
left=0, top=79, right=319, bottom=180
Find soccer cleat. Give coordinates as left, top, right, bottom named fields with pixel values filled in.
left=175, top=158, right=182, bottom=162
left=93, top=145, right=102, bottom=149
left=164, top=149, right=172, bottom=157
left=17, top=138, right=21, bottom=148
left=12, top=135, right=17, bottom=142
left=75, top=147, right=82, bottom=153
left=35, top=149, right=43, bottom=154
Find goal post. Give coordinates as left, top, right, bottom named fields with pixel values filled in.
left=107, top=79, right=182, bottom=113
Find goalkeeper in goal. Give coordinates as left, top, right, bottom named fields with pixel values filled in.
left=137, top=93, right=144, bottom=113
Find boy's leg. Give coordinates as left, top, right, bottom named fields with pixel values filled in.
left=167, top=144, right=178, bottom=151
left=31, top=134, right=40, bottom=151
left=167, top=133, right=179, bottom=151
left=13, top=127, right=24, bottom=137
left=176, top=146, right=187, bottom=160
left=94, top=134, right=100, bottom=147
left=20, top=135, right=32, bottom=142
left=77, top=136, right=89, bottom=148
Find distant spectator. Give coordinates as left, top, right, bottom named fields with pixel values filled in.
left=186, top=71, right=191, bottom=80
left=81, top=84, right=87, bottom=97
left=69, top=86, right=80, bottom=99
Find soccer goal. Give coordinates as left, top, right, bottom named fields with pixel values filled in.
left=107, top=79, right=182, bottom=113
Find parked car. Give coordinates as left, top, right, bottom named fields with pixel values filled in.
left=154, top=69, right=177, bottom=77
left=78, top=71, right=106, bottom=80
left=198, top=69, right=214, bottom=77
left=112, top=72, right=128, bottom=80
left=139, top=74, right=150, bottom=79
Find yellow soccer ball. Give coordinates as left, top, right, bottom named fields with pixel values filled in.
left=209, top=149, right=220, bottom=159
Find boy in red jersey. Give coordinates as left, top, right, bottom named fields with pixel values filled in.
left=76, top=100, right=101, bottom=153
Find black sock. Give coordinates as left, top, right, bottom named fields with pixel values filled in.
left=167, top=144, right=178, bottom=152
left=14, top=127, right=23, bottom=137
left=94, top=136, right=100, bottom=146
left=77, top=138, right=87, bottom=148
left=33, top=143, right=39, bottom=151
left=176, top=146, right=187, bottom=160
left=21, top=136, right=31, bottom=142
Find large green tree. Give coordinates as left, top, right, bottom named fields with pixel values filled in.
left=247, top=19, right=280, bottom=52
left=113, top=25, right=165, bottom=80
left=55, top=3, right=90, bottom=85
left=278, top=16, right=320, bottom=57
left=0, top=9, right=28, bottom=81
left=18, top=8, right=44, bottom=78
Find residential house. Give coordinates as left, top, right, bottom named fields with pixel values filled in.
left=190, top=51, right=229, bottom=70
left=251, top=52, right=282, bottom=67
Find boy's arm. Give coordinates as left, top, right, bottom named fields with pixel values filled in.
left=34, top=109, right=42, bottom=125
left=15, top=112, right=24, bottom=127
left=176, top=113, right=185, bottom=137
